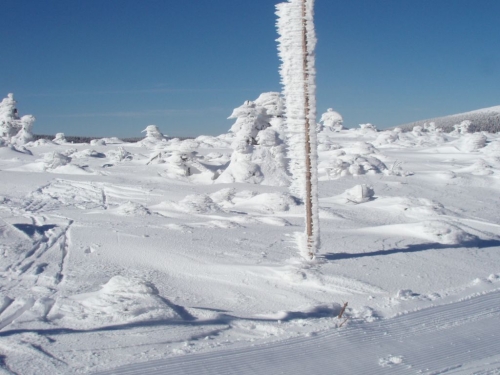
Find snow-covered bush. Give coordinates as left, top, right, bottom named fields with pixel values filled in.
left=90, top=139, right=106, bottom=146
left=359, top=123, right=377, bottom=133
left=453, top=120, right=472, bottom=134
left=140, top=125, right=167, bottom=147
left=254, top=92, right=285, bottom=132
left=374, top=131, right=398, bottom=145
left=0, top=93, right=36, bottom=144
left=53, top=133, right=67, bottom=144
left=320, top=155, right=387, bottom=179
left=227, top=100, right=270, bottom=146
left=0, top=93, right=20, bottom=140
left=318, top=108, right=343, bottom=132
left=11, top=115, right=35, bottom=145
left=218, top=99, right=289, bottom=185
left=44, top=152, right=72, bottom=170
left=217, top=100, right=270, bottom=184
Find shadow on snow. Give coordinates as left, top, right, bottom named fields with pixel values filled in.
left=324, top=238, right=500, bottom=261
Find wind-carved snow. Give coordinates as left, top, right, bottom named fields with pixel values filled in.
left=48, top=276, right=183, bottom=329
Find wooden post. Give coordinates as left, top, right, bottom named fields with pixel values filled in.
left=302, top=0, right=314, bottom=259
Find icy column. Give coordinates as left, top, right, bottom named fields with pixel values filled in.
left=276, top=0, right=320, bottom=259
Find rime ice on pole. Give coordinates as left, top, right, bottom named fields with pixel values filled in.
left=276, top=0, right=320, bottom=258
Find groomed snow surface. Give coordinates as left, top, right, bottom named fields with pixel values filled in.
left=0, top=125, right=500, bottom=374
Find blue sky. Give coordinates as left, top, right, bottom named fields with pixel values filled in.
left=1, top=0, right=499, bottom=138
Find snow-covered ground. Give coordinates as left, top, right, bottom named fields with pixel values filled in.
left=0, top=126, right=499, bottom=374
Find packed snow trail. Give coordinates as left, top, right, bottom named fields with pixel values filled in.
left=97, top=290, right=500, bottom=375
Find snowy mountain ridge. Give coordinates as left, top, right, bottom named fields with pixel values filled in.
left=396, top=104, right=500, bottom=133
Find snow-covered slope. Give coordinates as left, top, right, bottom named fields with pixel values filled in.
left=396, top=105, right=500, bottom=133
left=0, top=126, right=500, bottom=373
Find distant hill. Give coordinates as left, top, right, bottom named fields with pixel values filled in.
left=396, top=105, right=500, bottom=133
left=33, top=135, right=193, bottom=143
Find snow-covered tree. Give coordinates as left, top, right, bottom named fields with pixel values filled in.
left=453, top=120, right=472, bottom=134
left=140, top=125, right=167, bottom=147
left=0, top=93, right=21, bottom=140
left=217, top=99, right=290, bottom=185
left=11, top=115, right=35, bottom=145
left=254, top=92, right=285, bottom=133
left=0, top=94, right=36, bottom=145
left=53, top=133, right=67, bottom=144
left=227, top=100, right=270, bottom=145
left=277, top=0, right=320, bottom=259
left=217, top=100, right=270, bottom=184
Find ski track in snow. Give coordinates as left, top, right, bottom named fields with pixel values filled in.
left=97, top=290, right=500, bottom=375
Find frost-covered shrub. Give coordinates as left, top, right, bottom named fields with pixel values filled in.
left=11, top=115, right=35, bottom=145
left=194, top=135, right=230, bottom=148
left=252, top=128, right=290, bottom=186
left=320, top=155, right=387, bottom=179
left=412, top=126, right=423, bottom=136
left=53, top=133, right=67, bottom=144
left=44, top=152, right=72, bottom=170
left=1, top=94, right=36, bottom=144
left=217, top=100, right=270, bottom=184
left=424, top=122, right=438, bottom=132
left=218, top=102, right=289, bottom=186
left=0, top=93, right=20, bottom=139
left=177, top=194, right=223, bottom=214
left=374, top=131, right=398, bottom=145
left=72, top=149, right=106, bottom=159
left=107, top=147, right=132, bottom=162
left=139, top=125, right=167, bottom=147
left=143, top=125, right=164, bottom=140
left=453, top=120, right=472, bottom=134
left=228, top=100, right=271, bottom=145
left=90, top=139, right=106, bottom=146
left=254, top=92, right=285, bottom=132
left=359, top=123, right=377, bottom=132
left=318, top=108, right=343, bottom=132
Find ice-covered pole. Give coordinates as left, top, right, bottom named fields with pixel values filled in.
left=276, top=0, right=320, bottom=259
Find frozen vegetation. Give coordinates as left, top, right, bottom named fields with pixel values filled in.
left=0, top=91, right=500, bottom=374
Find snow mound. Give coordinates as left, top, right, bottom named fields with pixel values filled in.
left=44, top=152, right=71, bottom=169
left=53, top=133, right=66, bottom=143
left=407, top=220, right=476, bottom=244
left=51, top=276, right=181, bottom=328
left=319, top=155, right=387, bottom=179
left=209, top=188, right=236, bottom=205
left=106, top=147, right=133, bottom=162
left=71, top=149, right=106, bottom=159
left=232, top=192, right=298, bottom=214
left=459, top=133, right=487, bottom=152
left=115, top=202, right=151, bottom=216
left=29, top=138, right=56, bottom=147
left=176, top=194, right=223, bottom=214
left=345, top=184, right=375, bottom=203
left=455, top=159, right=494, bottom=176
left=90, top=138, right=107, bottom=146
left=483, top=140, right=500, bottom=156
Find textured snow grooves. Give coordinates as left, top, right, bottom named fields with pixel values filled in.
left=97, top=291, right=500, bottom=375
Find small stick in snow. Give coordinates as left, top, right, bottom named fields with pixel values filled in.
left=338, top=301, right=348, bottom=319
left=338, top=317, right=349, bottom=328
